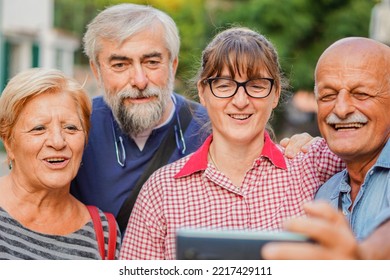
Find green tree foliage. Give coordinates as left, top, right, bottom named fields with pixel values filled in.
left=207, top=0, right=376, bottom=92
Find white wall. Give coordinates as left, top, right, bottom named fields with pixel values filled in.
left=2, top=0, right=53, bottom=31
left=0, top=0, right=79, bottom=77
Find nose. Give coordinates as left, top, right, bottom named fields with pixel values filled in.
left=231, top=86, right=249, bottom=108
left=129, top=64, right=148, bottom=90
left=47, top=127, right=66, bottom=150
left=333, top=90, right=355, bottom=119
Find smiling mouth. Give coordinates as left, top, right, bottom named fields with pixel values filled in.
left=229, top=114, right=252, bottom=120
left=132, top=96, right=151, bottom=100
left=45, top=157, right=67, bottom=164
left=123, top=96, right=156, bottom=105
left=332, top=122, right=366, bottom=131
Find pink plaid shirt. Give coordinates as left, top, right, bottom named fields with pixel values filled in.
left=120, top=133, right=344, bottom=260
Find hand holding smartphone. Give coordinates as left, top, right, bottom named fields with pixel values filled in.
left=176, top=228, right=312, bottom=260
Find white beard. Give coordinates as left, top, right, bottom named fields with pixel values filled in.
left=103, top=72, right=174, bottom=136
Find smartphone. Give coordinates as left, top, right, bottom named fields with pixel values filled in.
left=176, top=228, right=311, bottom=260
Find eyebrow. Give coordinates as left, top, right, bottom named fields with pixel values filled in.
left=142, top=52, right=163, bottom=60
left=108, top=55, right=130, bottom=62
left=108, top=52, right=163, bottom=63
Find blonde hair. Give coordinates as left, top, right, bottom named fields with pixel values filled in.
left=0, top=68, right=92, bottom=144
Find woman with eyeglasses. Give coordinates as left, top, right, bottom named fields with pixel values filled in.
left=119, top=27, right=344, bottom=260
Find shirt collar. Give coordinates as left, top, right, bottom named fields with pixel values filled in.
left=260, top=132, right=288, bottom=170
left=330, top=138, right=390, bottom=200
left=376, top=138, right=390, bottom=168
left=174, top=132, right=287, bottom=178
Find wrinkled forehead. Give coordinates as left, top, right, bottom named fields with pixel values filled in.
left=315, top=41, right=390, bottom=95
left=316, top=39, right=390, bottom=77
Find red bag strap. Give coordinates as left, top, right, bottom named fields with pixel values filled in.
left=87, top=205, right=106, bottom=259
left=87, top=205, right=117, bottom=260
left=105, top=212, right=117, bottom=260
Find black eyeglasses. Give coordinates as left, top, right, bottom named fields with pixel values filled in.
left=204, top=77, right=274, bottom=99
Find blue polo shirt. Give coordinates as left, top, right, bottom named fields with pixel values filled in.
left=71, top=93, right=209, bottom=217
left=315, top=139, right=390, bottom=240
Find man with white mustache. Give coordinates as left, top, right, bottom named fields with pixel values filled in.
left=263, top=37, right=390, bottom=259
left=325, top=112, right=368, bottom=131
left=70, top=4, right=209, bottom=235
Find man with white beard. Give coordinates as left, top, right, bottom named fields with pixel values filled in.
left=70, top=4, right=209, bottom=235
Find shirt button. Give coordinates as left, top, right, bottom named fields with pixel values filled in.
left=369, top=170, right=374, bottom=175
left=343, top=210, right=348, bottom=216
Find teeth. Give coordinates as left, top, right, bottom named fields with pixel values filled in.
left=46, top=158, right=65, bottom=163
left=230, top=114, right=250, bottom=120
left=334, top=123, right=365, bottom=130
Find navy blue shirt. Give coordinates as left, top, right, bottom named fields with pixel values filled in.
left=71, top=93, right=209, bottom=218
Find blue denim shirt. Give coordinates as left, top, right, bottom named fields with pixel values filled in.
left=315, top=139, right=390, bottom=241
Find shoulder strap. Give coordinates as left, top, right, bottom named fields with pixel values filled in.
left=87, top=205, right=105, bottom=259
left=87, top=205, right=117, bottom=260
left=116, top=100, right=196, bottom=233
left=105, top=212, right=117, bottom=260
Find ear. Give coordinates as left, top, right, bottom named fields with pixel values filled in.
left=171, top=57, right=179, bottom=76
left=197, top=80, right=207, bottom=107
left=272, top=86, right=281, bottom=109
left=3, top=139, right=14, bottom=163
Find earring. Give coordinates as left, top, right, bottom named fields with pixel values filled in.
left=8, top=160, right=12, bottom=170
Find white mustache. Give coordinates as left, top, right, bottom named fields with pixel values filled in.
left=326, top=112, right=368, bottom=124
left=118, top=87, right=159, bottom=100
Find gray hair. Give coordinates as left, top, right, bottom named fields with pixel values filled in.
left=83, top=3, right=180, bottom=65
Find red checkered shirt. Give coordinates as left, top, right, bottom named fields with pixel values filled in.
left=120, top=133, right=344, bottom=260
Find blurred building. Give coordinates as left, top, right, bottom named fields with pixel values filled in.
left=277, top=90, right=320, bottom=141
left=0, top=0, right=79, bottom=91
left=370, top=0, right=390, bottom=45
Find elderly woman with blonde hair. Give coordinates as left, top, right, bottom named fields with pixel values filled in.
left=0, top=68, right=120, bottom=259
